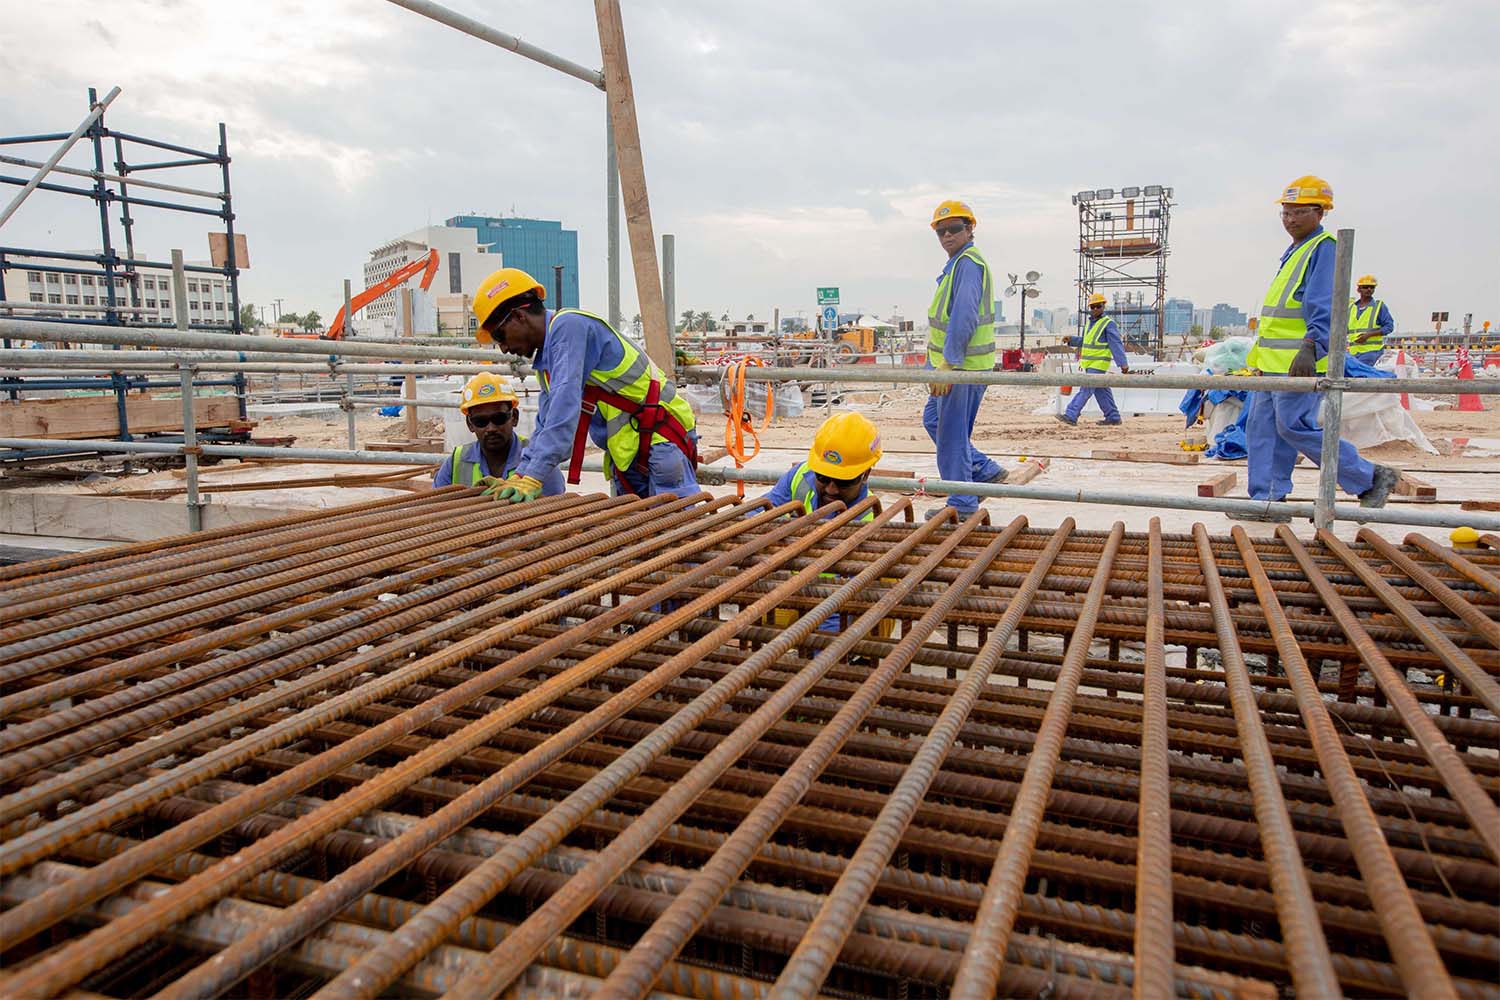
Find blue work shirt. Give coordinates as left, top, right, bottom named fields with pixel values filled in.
left=763, top=462, right=870, bottom=514
left=517, top=309, right=626, bottom=483
left=1283, top=225, right=1335, bottom=359
left=932, top=242, right=985, bottom=368
left=432, top=436, right=565, bottom=494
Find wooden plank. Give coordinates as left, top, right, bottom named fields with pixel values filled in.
left=0, top=395, right=240, bottom=440
left=870, top=466, right=914, bottom=479
left=1090, top=449, right=1200, bottom=466
left=1007, top=458, right=1049, bottom=485
left=596, top=0, right=673, bottom=372
left=1197, top=471, right=1238, bottom=497
left=1460, top=501, right=1500, bottom=512
left=1393, top=474, right=1437, bottom=502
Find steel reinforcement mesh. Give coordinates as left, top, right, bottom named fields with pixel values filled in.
left=0, top=486, right=1496, bottom=999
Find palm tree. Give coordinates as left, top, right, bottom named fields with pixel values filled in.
left=301, top=309, right=322, bottom=333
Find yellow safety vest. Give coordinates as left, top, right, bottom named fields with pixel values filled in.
left=1247, top=231, right=1335, bottom=374
left=449, top=437, right=523, bottom=486
left=788, top=461, right=875, bottom=521
left=539, top=308, right=696, bottom=477
left=928, top=247, right=996, bottom=370
left=1348, top=299, right=1386, bottom=353
left=1079, top=315, right=1116, bottom=372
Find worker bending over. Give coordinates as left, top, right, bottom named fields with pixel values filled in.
left=1348, top=274, right=1394, bottom=363
left=924, top=200, right=1007, bottom=519
left=1238, top=175, right=1397, bottom=521
left=471, top=268, right=699, bottom=501
left=432, top=372, right=564, bottom=495
left=1057, top=292, right=1130, bottom=426
left=763, top=412, right=881, bottom=519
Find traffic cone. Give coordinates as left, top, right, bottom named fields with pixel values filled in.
left=1396, top=348, right=1409, bottom=410
left=1457, top=347, right=1485, bottom=412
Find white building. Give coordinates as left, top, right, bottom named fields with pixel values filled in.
left=361, top=225, right=498, bottom=335
left=3, top=253, right=231, bottom=327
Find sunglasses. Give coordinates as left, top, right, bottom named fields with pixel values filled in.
left=934, top=223, right=969, bottom=237
left=467, top=408, right=515, bottom=427
left=814, top=472, right=861, bottom=487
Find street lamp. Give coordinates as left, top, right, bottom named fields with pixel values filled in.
left=1005, top=270, right=1042, bottom=353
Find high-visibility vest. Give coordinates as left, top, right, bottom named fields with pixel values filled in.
left=1246, top=231, right=1335, bottom=374
left=538, top=309, right=697, bottom=484
left=788, top=461, right=874, bottom=521
left=1079, top=315, right=1117, bottom=372
left=1348, top=298, right=1386, bottom=353
left=927, top=247, right=996, bottom=370
left=449, top=438, right=523, bottom=486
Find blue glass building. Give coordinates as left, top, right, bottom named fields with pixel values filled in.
left=445, top=215, right=579, bottom=308
left=1210, top=302, right=1248, bottom=329
left=1165, top=298, right=1194, bottom=336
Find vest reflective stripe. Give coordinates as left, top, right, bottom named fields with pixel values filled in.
left=543, top=309, right=696, bottom=475
left=1247, top=231, right=1335, bottom=374
left=450, top=438, right=524, bottom=486
left=1079, top=315, right=1116, bottom=372
left=1349, top=299, right=1386, bottom=352
left=927, top=247, right=996, bottom=370
left=788, top=462, right=874, bottom=521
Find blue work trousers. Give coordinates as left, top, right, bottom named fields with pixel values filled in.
left=1064, top=385, right=1121, bottom=422
left=1244, top=387, right=1376, bottom=501
left=922, top=383, right=1002, bottom=513
left=613, top=438, right=701, bottom=498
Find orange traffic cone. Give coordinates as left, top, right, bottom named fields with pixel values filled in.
left=1396, top=348, right=1409, bottom=409
left=1456, top=348, right=1485, bottom=412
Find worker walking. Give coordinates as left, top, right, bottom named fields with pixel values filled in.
left=763, top=412, right=881, bottom=520
left=1348, top=274, right=1394, bottom=363
left=431, top=372, right=564, bottom=495
left=1237, top=175, right=1398, bottom=521
left=1056, top=293, right=1130, bottom=425
left=470, top=268, right=699, bottom=501
left=923, top=199, right=1007, bottom=518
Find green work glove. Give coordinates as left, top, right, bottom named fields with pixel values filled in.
left=1288, top=341, right=1319, bottom=379
left=480, top=473, right=543, bottom=502
left=929, top=360, right=953, bottom=397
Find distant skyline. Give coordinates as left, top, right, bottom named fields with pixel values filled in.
left=2, top=1, right=1495, bottom=337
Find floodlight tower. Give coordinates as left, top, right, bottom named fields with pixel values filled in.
left=1073, top=185, right=1173, bottom=358
left=1005, top=271, right=1042, bottom=352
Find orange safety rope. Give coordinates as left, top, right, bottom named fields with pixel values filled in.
left=722, top=355, right=772, bottom=498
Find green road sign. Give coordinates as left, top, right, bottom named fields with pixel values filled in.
left=816, top=286, right=840, bottom=306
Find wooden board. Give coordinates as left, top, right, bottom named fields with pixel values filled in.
left=1393, top=474, right=1437, bottom=502
left=1090, top=449, right=1200, bottom=466
left=1007, top=458, right=1049, bottom=485
left=1197, top=472, right=1238, bottom=497
left=0, top=395, right=242, bottom=440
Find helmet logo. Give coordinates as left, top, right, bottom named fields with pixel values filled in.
left=485, top=280, right=512, bottom=299
left=870, top=434, right=880, bottom=451
left=477, top=383, right=496, bottom=398
left=937, top=206, right=951, bottom=217
left=463, top=388, right=474, bottom=401
left=823, top=449, right=842, bottom=465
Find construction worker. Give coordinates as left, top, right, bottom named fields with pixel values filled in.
left=1057, top=292, right=1130, bottom=425
left=471, top=267, right=699, bottom=501
left=1348, top=274, right=1394, bottom=363
left=1238, top=175, right=1398, bottom=521
left=431, top=372, right=564, bottom=494
left=763, top=411, right=881, bottom=520
left=923, top=199, right=1006, bottom=518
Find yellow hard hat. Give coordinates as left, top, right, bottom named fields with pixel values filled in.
left=472, top=267, right=545, bottom=343
left=1356, top=274, right=1378, bottom=287
left=1277, top=175, right=1334, bottom=210
left=1087, top=293, right=1107, bottom=307
left=807, top=411, right=882, bottom=478
left=1450, top=526, right=1479, bottom=548
left=459, top=372, right=520, bottom=412
left=931, top=200, right=977, bottom=229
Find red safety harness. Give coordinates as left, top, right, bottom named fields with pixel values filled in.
left=566, top=378, right=698, bottom=490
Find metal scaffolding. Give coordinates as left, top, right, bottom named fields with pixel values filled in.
left=0, top=492, right=1496, bottom=998
left=1074, top=185, right=1172, bottom=357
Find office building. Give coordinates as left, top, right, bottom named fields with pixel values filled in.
left=1210, top=302, right=1248, bottom=330
left=1164, top=297, right=1194, bottom=336
left=445, top=215, right=579, bottom=309
left=4, top=252, right=230, bottom=327
left=363, top=225, right=498, bottom=335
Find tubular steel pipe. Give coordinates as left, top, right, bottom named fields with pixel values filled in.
left=1232, top=527, right=1458, bottom=999
left=950, top=521, right=1124, bottom=999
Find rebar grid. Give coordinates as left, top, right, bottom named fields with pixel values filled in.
left=0, top=490, right=1496, bottom=1000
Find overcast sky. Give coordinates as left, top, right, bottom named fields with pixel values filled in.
left=3, top=0, right=1496, bottom=333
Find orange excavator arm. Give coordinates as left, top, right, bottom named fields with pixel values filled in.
left=323, top=248, right=440, bottom=339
